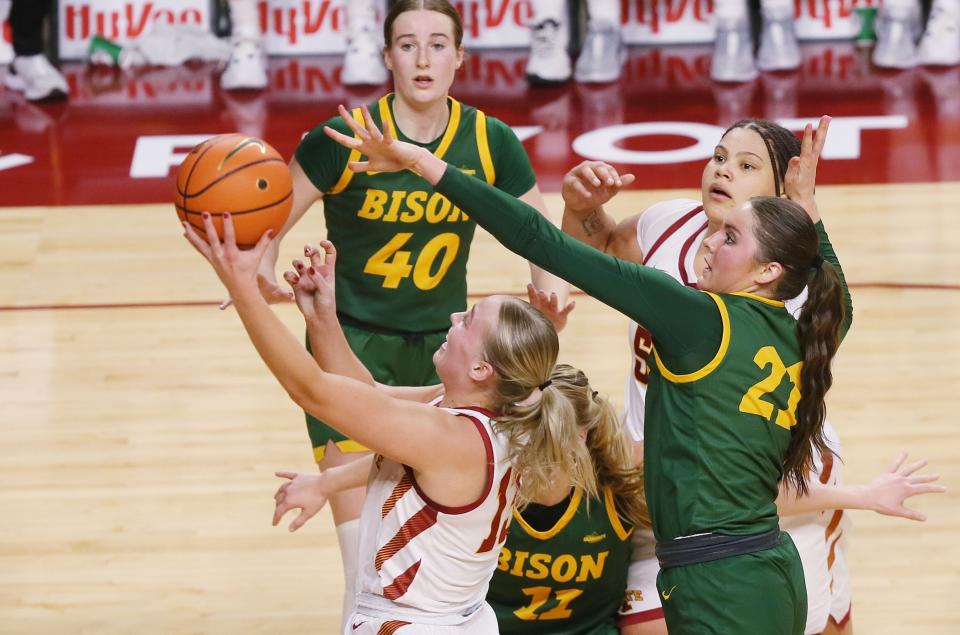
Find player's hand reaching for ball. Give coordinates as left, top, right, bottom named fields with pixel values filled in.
left=283, top=240, right=338, bottom=325
left=182, top=211, right=273, bottom=299
left=272, top=470, right=330, bottom=532
left=562, top=161, right=635, bottom=214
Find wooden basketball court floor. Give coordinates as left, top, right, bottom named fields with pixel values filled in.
left=1, top=181, right=958, bottom=633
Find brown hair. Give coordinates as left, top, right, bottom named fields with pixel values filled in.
left=724, top=119, right=802, bottom=197
left=383, top=0, right=465, bottom=47
left=749, top=196, right=846, bottom=495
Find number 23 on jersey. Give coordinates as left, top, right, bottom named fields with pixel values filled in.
left=739, top=345, right=802, bottom=430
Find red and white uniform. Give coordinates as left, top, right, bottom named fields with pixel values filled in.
left=350, top=406, right=517, bottom=634
left=620, top=199, right=851, bottom=634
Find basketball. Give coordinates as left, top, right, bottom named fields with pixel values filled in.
left=175, top=134, right=293, bottom=248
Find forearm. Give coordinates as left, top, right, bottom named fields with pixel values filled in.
left=815, top=221, right=852, bottom=339
left=232, top=286, right=334, bottom=405
left=305, top=313, right=375, bottom=385
left=561, top=202, right=618, bottom=253
left=777, top=479, right=867, bottom=516
left=324, top=454, right=375, bottom=492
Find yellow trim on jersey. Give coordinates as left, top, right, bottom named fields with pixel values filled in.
left=476, top=111, right=496, bottom=185
left=313, top=439, right=370, bottom=464
left=435, top=97, right=461, bottom=160
left=731, top=291, right=785, bottom=308
left=377, top=95, right=393, bottom=134
left=603, top=486, right=634, bottom=541
left=513, top=487, right=583, bottom=540
left=327, top=107, right=365, bottom=195
left=653, top=291, right=731, bottom=383
left=377, top=94, right=461, bottom=163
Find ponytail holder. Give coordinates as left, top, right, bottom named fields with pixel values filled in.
left=538, top=379, right=552, bottom=391
left=810, top=254, right=824, bottom=270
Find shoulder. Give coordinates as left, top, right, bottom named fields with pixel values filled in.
left=637, top=198, right=705, bottom=250
left=479, top=113, right=524, bottom=148
left=297, top=113, right=352, bottom=154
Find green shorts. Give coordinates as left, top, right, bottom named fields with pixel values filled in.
left=305, top=322, right=446, bottom=463
left=656, top=532, right=806, bottom=635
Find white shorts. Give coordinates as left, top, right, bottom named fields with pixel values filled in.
left=345, top=603, right=498, bottom=634
left=617, top=527, right=665, bottom=627
left=785, top=510, right=852, bottom=634
left=782, top=424, right=853, bottom=635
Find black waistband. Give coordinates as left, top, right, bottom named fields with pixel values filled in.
left=655, top=527, right=781, bottom=569
left=337, top=312, right=449, bottom=338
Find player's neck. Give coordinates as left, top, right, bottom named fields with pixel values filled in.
left=392, top=95, right=451, bottom=144
left=438, top=387, right=496, bottom=413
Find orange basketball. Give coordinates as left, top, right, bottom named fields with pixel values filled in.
left=175, top=134, right=293, bottom=248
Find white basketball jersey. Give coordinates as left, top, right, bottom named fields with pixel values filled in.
left=354, top=406, right=518, bottom=626
left=624, top=199, right=707, bottom=442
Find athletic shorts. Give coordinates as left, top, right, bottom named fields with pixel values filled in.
left=345, top=603, right=497, bottom=634
left=618, top=527, right=665, bottom=627
left=306, top=322, right=446, bottom=463
left=656, top=532, right=807, bottom=635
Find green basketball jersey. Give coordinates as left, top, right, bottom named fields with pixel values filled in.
left=645, top=292, right=800, bottom=541
left=295, top=94, right=537, bottom=332
left=488, top=487, right=633, bottom=635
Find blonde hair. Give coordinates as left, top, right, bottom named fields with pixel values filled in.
left=550, top=366, right=649, bottom=529
left=483, top=298, right=628, bottom=516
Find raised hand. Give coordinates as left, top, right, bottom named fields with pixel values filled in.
left=861, top=452, right=945, bottom=521
left=526, top=283, right=576, bottom=333
left=283, top=240, right=338, bottom=324
left=323, top=104, right=423, bottom=175
left=182, top=212, right=273, bottom=297
left=562, top=160, right=636, bottom=214
left=784, top=115, right=830, bottom=222
left=272, top=470, right=330, bottom=532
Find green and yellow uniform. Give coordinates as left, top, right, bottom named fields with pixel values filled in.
left=430, top=167, right=853, bottom=635
left=294, top=94, right=537, bottom=461
left=488, top=487, right=633, bottom=635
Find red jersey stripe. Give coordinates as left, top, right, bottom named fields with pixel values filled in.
left=382, top=560, right=422, bottom=600
left=819, top=450, right=835, bottom=484
left=642, top=205, right=704, bottom=265
left=381, top=473, right=413, bottom=519
left=376, top=620, right=411, bottom=634
left=375, top=506, right=439, bottom=572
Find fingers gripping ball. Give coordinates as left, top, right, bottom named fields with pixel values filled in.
left=175, top=134, right=293, bottom=248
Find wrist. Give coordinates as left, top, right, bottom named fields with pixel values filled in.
left=230, top=282, right=263, bottom=307
left=410, top=147, right=444, bottom=184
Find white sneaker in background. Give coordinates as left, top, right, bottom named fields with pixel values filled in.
left=710, top=18, right=758, bottom=82
left=220, top=38, right=268, bottom=90
left=873, top=7, right=919, bottom=69
left=757, top=13, right=801, bottom=71
left=4, top=54, right=68, bottom=101
left=573, top=20, right=624, bottom=83
left=526, top=18, right=571, bottom=84
left=918, top=7, right=960, bottom=66
left=342, top=26, right=388, bottom=86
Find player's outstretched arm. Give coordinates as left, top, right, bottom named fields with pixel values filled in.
left=182, top=213, right=482, bottom=472
left=272, top=455, right=375, bottom=532
left=777, top=452, right=945, bottom=520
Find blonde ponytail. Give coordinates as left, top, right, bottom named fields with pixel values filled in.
left=483, top=299, right=647, bottom=525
